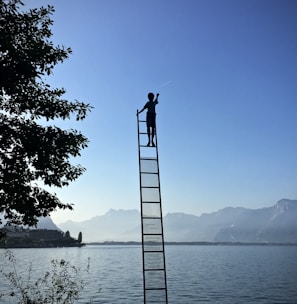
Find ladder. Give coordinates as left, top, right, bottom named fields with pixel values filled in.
left=137, top=112, right=168, bottom=304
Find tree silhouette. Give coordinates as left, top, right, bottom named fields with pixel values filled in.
left=0, top=0, right=92, bottom=226
left=78, top=231, right=82, bottom=243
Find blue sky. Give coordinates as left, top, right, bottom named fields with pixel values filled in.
left=24, top=0, right=297, bottom=224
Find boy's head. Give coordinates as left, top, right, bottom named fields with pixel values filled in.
left=148, top=92, right=154, bottom=101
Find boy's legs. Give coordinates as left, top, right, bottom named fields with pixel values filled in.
left=151, top=126, right=155, bottom=146
left=146, top=113, right=156, bottom=146
left=151, top=114, right=156, bottom=146
left=147, top=125, right=151, bottom=146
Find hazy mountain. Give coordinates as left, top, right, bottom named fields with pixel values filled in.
left=34, top=216, right=61, bottom=231
left=0, top=215, right=60, bottom=231
left=164, top=199, right=297, bottom=242
left=57, top=199, right=297, bottom=243
left=58, top=209, right=140, bottom=242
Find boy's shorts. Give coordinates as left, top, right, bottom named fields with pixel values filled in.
left=146, top=112, right=156, bottom=127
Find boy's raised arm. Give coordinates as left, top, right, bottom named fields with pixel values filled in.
left=155, top=93, right=160, bottom=103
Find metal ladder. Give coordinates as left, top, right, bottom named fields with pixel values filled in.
left=137, top=113, right=168, bottom=304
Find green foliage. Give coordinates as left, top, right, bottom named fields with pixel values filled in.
left=0, top=250, right=92, bottom=303
left=0, top=230, right=7, bottom=246
left=0, top=0, right=93, bottom=226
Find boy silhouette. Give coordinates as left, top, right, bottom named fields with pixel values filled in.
left=138, top=92, right=159, bottom=146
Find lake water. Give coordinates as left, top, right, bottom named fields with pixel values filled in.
left=1, top=245, right=297, bottom=303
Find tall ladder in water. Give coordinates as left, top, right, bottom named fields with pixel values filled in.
left=137, top=112, right=168, bottom=304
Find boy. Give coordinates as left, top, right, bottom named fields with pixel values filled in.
left=137, top=92, right=159, bottom=146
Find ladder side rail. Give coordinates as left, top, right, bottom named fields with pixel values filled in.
left=137, top=113, right=147, bottom=302
left=154, top=122, right=169, bottom=303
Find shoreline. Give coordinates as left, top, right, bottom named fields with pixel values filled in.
left=87, top=241, right=297, bottom=246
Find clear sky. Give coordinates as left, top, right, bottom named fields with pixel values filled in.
left=23, top=0, right=297, bottom=224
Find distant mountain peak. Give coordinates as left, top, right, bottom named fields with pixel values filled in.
left=106, top=208, right=138, bottom=214
left=275, top=199, right=297, bottom=211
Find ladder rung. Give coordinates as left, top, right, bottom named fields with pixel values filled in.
left=141, top=186, right=159, bottom=189
left=142, top=217, right=161, bottom=220
left=144, top=269, right=165, bottom=272
left=140, top=172, right=158, bottom=175
left=144, top=248, right=164, bottom=252
left=145, top=288, right=167, bottom=291
left=139, top=120, right=146, bottom=122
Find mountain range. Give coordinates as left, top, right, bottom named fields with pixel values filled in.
left=0, top=214, right=60, bottom=231
left=57, top=199, right=297, bottom=243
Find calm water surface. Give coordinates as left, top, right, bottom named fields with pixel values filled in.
left=1, top=245, right=297, bottom=303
